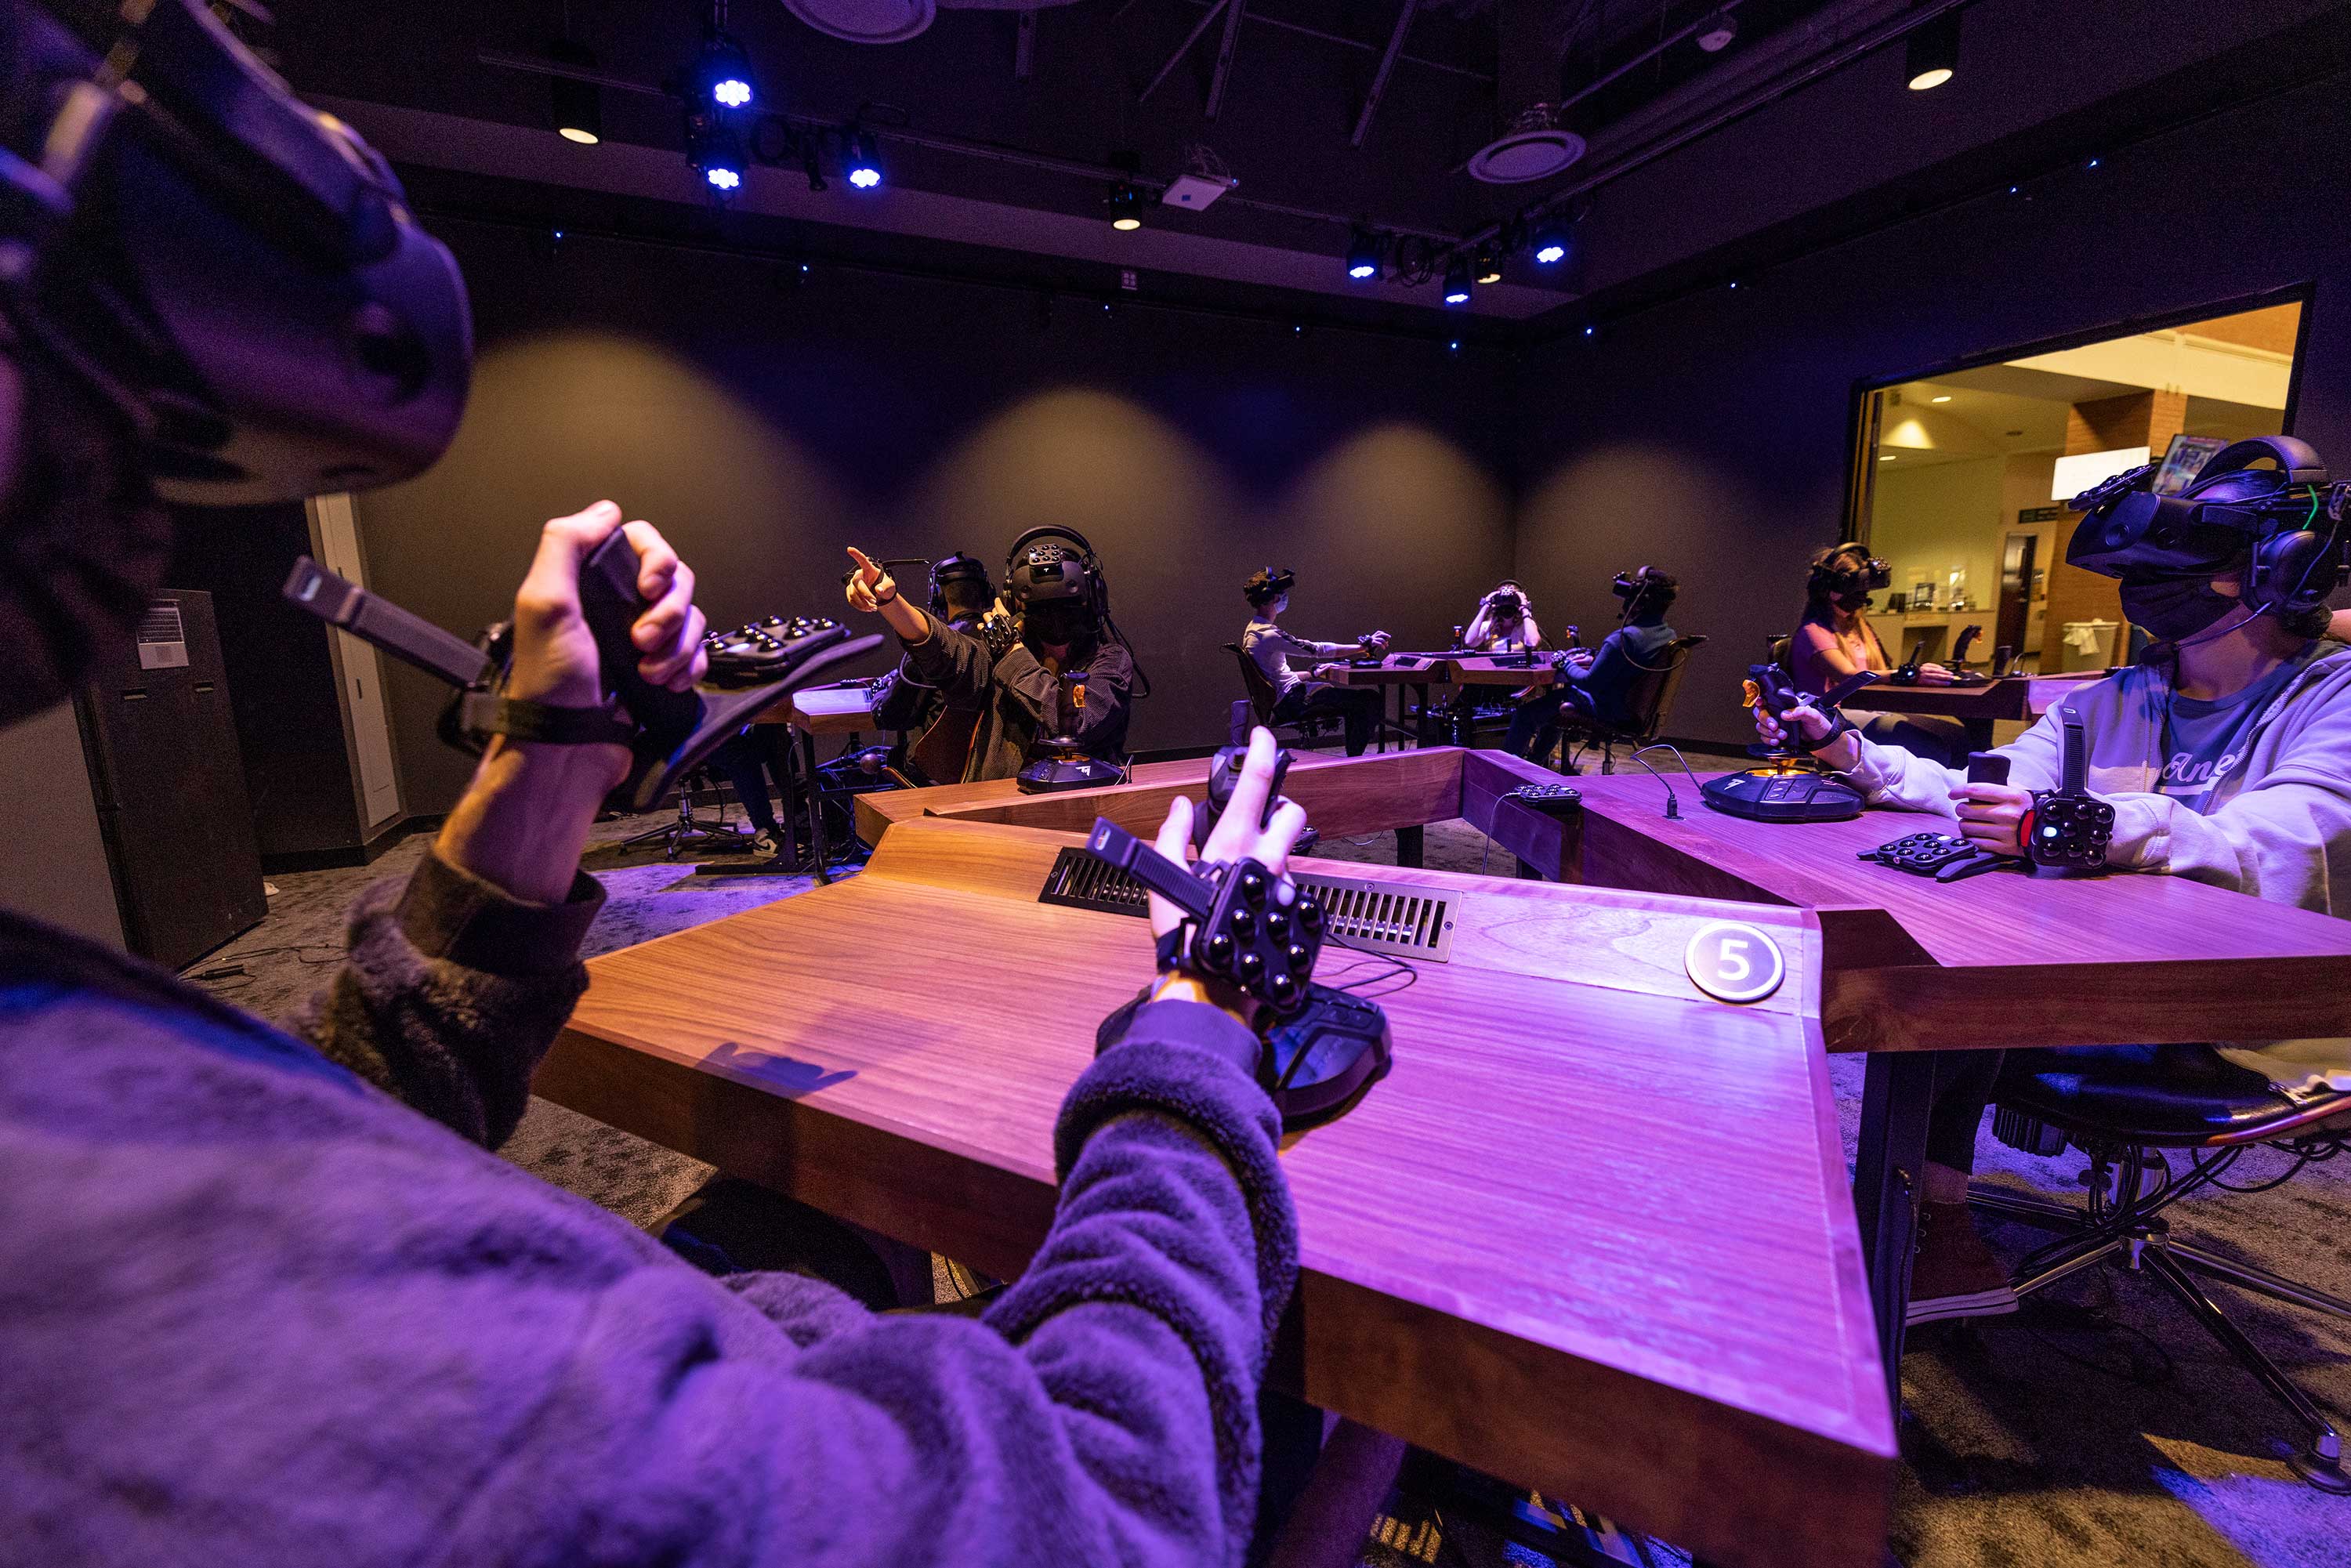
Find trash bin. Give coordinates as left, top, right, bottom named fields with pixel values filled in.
left=2059, top=618, right=2119, bottom=672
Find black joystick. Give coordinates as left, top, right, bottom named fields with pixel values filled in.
left=577, top=529, right=705, bottom=752
left=1083, top=815, right=1389, bottom=1131
left=1196, top=744, right=1319, bottom=857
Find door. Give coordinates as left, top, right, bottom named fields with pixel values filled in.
left=306, top=494, right=404, bottom=831
left=1997, top=531, right=2038, bottom=668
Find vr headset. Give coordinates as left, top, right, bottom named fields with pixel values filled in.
left=1809, top=548, right=1889, bottom=600
left=1245, top=566, right=1295, bottom=607
left=929, top=552, right=994, bottom=617
left=1006, top=527, right=1105, bottom=622
left=2066, top=436, right=2349, bottom=614
left=1488, top=585, right=1524, bottom=618
left=1611, top=565, right=1676, bottom=617
left=0, top=0, right=470, bottom=505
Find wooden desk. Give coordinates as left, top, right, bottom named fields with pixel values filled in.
left=2025, top=668, right=2108, bottom=717
left=1849, top=678, right=2027, bottom=751
left=856, top=748, right=1460, bottom=871
left=1327, top=655, right=1555, bottom=746
left=1539, top=765, right=2351, bottom=1389
left=542, top=813, right=1894, bottom=1568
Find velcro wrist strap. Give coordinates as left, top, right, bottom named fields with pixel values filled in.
left=456, top=691, right=637, bottom=748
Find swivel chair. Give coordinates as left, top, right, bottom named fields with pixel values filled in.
left=1555, top=635, right=1706, bottom=774
left=1227, top=643, right=1335, bottom=748
left=1973, top=1045, right=2351, bottom=1491
left=618, top=765, right=741, bottom=860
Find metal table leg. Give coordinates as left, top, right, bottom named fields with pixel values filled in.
left=1853, top=1050, right=1940, bottom=1407
left=1396, top=825, right=1424, bottom=868
left=799, top=726, right=833, bottom=886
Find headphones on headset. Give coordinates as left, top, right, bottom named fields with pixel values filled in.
left=2067, top=436, right=2349, bottom=616
left=1809, top=545, right=1890, bottom=601
left=928, top=552, right=994, bottom=620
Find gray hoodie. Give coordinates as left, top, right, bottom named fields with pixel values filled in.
left=1836, top=639, right=2351, bottom=1088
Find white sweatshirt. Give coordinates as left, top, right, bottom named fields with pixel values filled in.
left=1836, top=640, right=2351, bottom=1090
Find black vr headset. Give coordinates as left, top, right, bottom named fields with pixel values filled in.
left=1, top=0, right=470, bottom=505
left=1245, top=566, right=1295, bottom=608
left=1006, top=527, right=1106, bottom=622
left=2066, top=436, right=2349, bottom=615
left=1809, top=546, right=1890, bottom=601
left=929, top=551, right=994, bottom=618
left=1612, top=565, right=1676, bottom=617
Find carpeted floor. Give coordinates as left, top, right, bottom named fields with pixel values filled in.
left=183, top=749, right=2351, bottom=1568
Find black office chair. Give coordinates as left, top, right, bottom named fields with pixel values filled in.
left=1227, top=642, right=1335, bottom=748
left=1972, top=1045, right=2351, bottom=1491
left=618, top=765, right=741, bottom=859
left=1555, top=635, right=1706, bottom=774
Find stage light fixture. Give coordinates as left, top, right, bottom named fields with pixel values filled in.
left=694, top=22, right=757, bottom=110
left=1473, top=246, right=1502, bottom=285
left=1696, top=9, right=1737, bottom=53
left=1346, top=227, right=1382, bottom=281
left=1109, top=183, right=1144, bottom=230
left=694, top=122, right=747, bottom=195
left=549, top=38, right=602, bottom=144
left=1532, top=222, right=1568, bottom=266
left=846, top=130, right=883, bottom=190
left=1905, top=11, right=1959, bottom=91
left=1442, top=258, right=1472, bottom=306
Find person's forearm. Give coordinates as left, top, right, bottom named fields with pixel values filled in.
left=436, top=737, right=625, bottom=905
left=880, top=592, right=931, bottom=645
left=1812, top=727, right=1863, bottom=772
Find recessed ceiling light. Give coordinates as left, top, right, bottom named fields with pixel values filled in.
left=1931, top=394, right=1951, bottom=403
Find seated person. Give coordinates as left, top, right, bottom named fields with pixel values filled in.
left=1528, top=567, right=1682, bottom=762
left=1241, top=567, right=1389, bottom=757
left=705, top=728, right=789, bottom=858
left=1786, top=543, right=1967, bottom=767
left=1760, top=441, right=2351, bottom=1327
left=868, top=552, right=999, bottom=783
left=0, top=27, right=1297, bottom=1555
left=845, top=534, right=1132, bottom=781
left=1462, top=580, right=1544, bottom=653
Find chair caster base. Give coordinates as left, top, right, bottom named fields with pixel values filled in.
left=2288, top=1446, right=2351, bottom=1494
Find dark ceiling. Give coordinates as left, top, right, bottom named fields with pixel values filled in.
left=248, top=0, right=2350, bottom=331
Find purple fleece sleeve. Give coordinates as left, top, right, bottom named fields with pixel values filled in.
left=288, top=849, right=605, bottom=1147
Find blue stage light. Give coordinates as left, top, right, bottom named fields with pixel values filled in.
left=846, top=131, right=882, bottom=190
left=706, top=165, right=741, bottom=191
left=712, top=77, right=752, bottom=108
left=1442, top=257, right=1472, bottom=306
left=1345, top=227, right=1381, bottom=281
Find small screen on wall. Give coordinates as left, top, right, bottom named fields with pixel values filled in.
left=2153, top=434, right=2231, bottom=495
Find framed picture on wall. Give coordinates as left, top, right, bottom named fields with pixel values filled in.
left=2153, top=433, right=2230, bottom=494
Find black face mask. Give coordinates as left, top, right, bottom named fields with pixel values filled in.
left=0, top=346, right=176, bottom=729
left=2119, top=577, right=2239, bottom=644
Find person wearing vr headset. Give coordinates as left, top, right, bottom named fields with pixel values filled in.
left=844, top=531, right=1136, bottom=781
left=1785, top=543, right=1969, bottom=766
left=1761, top=438, right=2351, bottom=1327
left=1241, top=567, right=1391, bottom=756
left=862, top=550, right=999, bottom=781
left=1, top=5, right=1306, bottom=1562
left=1534, top=567, right=1683, bottom=763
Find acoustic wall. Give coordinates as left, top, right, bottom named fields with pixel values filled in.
left=353, top=219, right=1517, bottom=811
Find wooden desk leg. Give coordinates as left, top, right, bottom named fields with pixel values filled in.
left=799, top=726, right=834, bottom=886
left=1853, top=1051, right=1939, bottom=1406
left=1395, top=825, right=1424, bottom=868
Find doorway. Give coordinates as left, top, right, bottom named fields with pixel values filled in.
left=1853, top=300, right=2305, bottom=675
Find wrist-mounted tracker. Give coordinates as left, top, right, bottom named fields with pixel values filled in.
left=2020, top=706, right=2113, bottom=870
left=284, top=532, right=881, bottom=813
left=1083, top=817, right=1324, bottom=1017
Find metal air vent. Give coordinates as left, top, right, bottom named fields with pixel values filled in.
left=1038, top=849, right=1456, bottom=962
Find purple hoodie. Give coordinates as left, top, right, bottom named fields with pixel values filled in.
left=0, top=852, right=1299, bottom=1566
